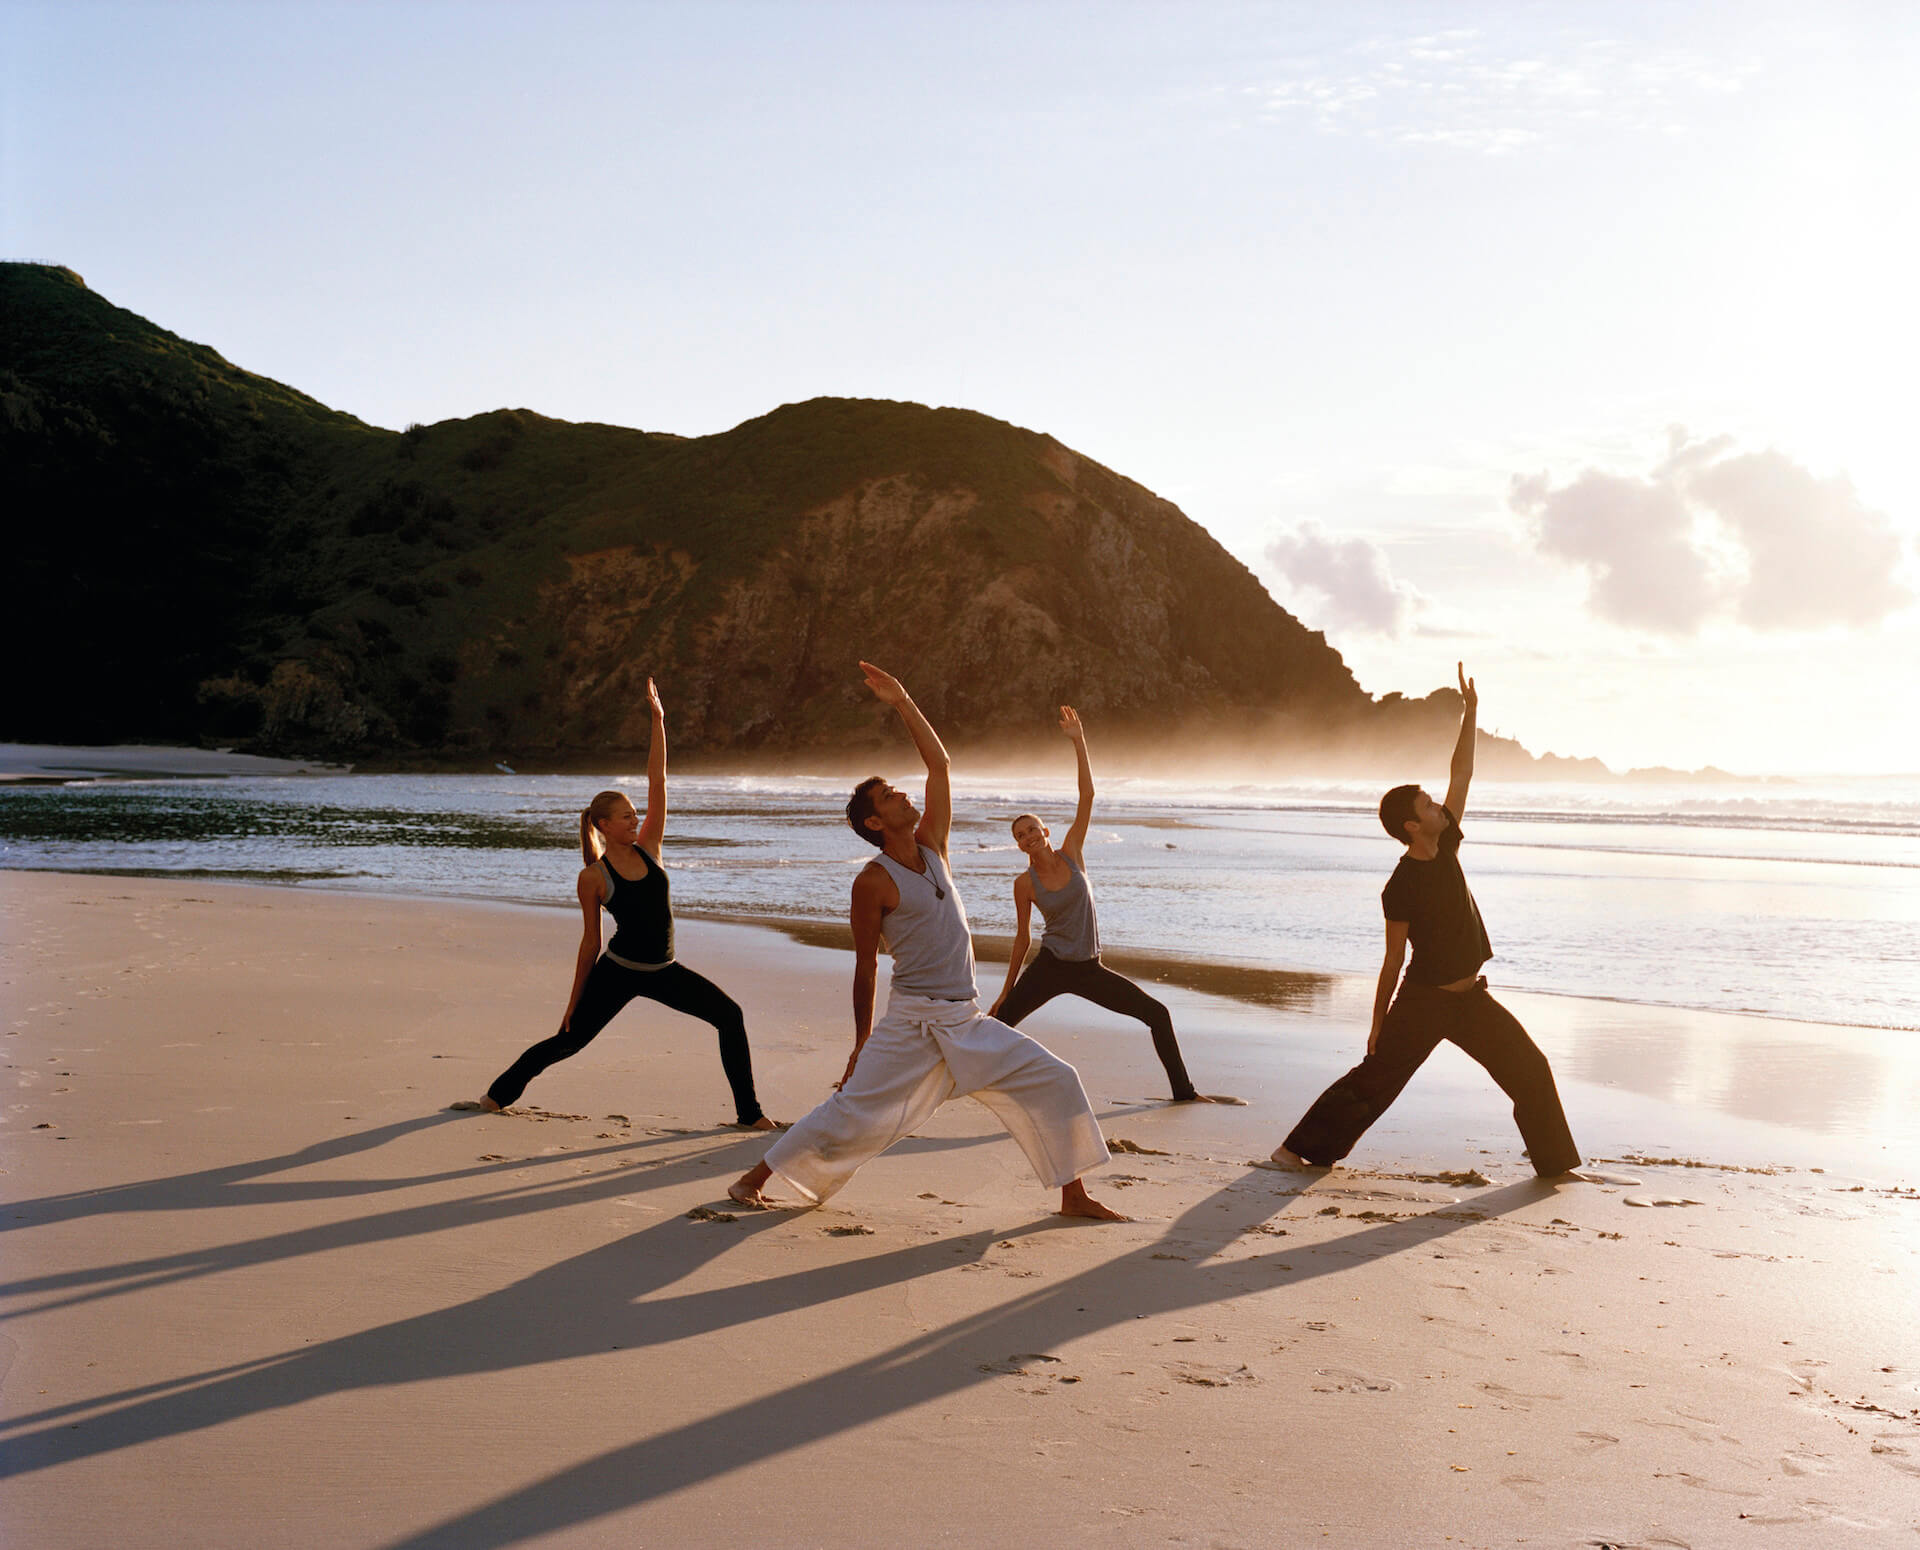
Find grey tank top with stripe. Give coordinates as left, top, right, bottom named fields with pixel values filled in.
left=875, top=846, right=977, bottom=1000
left=1029, top=852, right=1099, bottom=962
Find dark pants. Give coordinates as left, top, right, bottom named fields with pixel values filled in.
left=1282, top=978, right=1579, bottom=1176
left=487, top=957, right=764, bottom=1124
left=996, top=946, right=1198, bottom=1100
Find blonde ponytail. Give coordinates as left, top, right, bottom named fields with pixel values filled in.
left=580, top=789, right=628, bottom=865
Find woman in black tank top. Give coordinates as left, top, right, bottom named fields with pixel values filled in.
left=451, top=679, right=779, bottom=1128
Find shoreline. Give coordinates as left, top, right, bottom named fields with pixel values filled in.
left=0, top=742, right=351, bottom=783
left=18, top=738, right=1920, bottom=788
left=7, top=868, right=1915, bottom=1176
left=5, top=868, right=1916, bottom=1547
left=5, top=861, right=1914, bottom=1039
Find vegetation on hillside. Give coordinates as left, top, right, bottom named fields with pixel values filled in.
left=4, top=263, right=1560, bottom=774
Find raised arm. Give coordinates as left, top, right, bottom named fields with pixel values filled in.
left=1059, top=706, right=1094, bottom=861
left=638, top=677, right=667, bottom=857
left=859, top=660, right=952, bottom=857
left=1442, top=662, right=1477, bottom=821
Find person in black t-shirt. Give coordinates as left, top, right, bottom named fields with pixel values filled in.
left=1271, top=665, right=1581, bottom=1178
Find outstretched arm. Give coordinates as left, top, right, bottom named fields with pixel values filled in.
left=990, top=876, right=1035, bottom=1017
left=638, top=677, right=666, bottom=856
left=859, top=660, right=952, bottom=857
left=1443, top=662, right=1477, bottom=821
left=1059, top=706, right=1094, bottom=861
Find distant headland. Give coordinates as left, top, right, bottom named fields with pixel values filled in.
left=0, top=263, right=1741, bottom=782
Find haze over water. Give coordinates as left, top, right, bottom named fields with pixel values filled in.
left=4, top=771, right=1913, bottom=1035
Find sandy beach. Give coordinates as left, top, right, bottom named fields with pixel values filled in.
left=0, top=744, right=351, bottom=784
left=3, top=870, right=1916, bottom=1548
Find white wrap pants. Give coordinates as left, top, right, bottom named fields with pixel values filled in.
left=763, top=991, right=1110, bottom=1203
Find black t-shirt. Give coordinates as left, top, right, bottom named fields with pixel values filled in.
left=1381, top=808, right=1491, bottom=986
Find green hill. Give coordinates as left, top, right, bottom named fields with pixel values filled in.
left=5, top=262, right=1553, bottom=773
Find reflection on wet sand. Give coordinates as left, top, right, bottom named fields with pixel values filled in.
left=1563, top=1023, right=1697, bottom=1105
left=1721, top=1042, right=1886, bottom=1134
left=1542, top=996, right=1912, bottom=1148
left=715, top=913, right=1340, bottom=1014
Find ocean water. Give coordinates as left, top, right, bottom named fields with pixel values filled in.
left=2, top=770, right=1914, bottom=1035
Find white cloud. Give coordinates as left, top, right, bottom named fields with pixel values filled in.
left=1509, top=467, right=1720, bottom=633
left=1251, top=30, right=1760, bottom=154
left=1264, top=521, right=1423, bottom=635
left=1689, top=451, right=1910, bottom=630
left=1512, top=434, right=1912, bottom=635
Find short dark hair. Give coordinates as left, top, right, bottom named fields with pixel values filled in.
left=1378, top=783, right=1420, bottom=841
left=846, top=776, right=887, bottom=847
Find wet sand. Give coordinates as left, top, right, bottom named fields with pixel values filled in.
left=0, top=742, right=349, bottom=783
left=4, top=871, right=1917, bottom=1547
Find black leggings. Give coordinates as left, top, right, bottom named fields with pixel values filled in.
left=996, top=947, right=1197, bottom=1100
left=1282, top=978, right=1579, bottom=1176
left=486, top=957, right=764, bottom=1124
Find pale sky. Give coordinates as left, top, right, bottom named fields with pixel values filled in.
left=6, top=1, right=1916, bottom=774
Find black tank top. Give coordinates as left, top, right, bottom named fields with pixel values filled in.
left=599, top=845, right=674, bottom=966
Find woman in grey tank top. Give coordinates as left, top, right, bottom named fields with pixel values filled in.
left=990, top=707, right=1241, bottom=1105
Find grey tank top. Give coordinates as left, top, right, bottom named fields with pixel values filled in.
left=1029, top=852, right=1100, bottom=962
left=875, top=845, right=977, bottom=1000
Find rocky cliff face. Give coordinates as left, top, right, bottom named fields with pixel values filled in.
left=499, top=443, right=1364, bottom=758
left=5, top=263, right=1562, bottom=775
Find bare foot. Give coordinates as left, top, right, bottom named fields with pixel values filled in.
left=1267, top=1144, right=1321, bottom=1170
left=1059, top=1179, right=1130, bottom=1222
left=730, top=1116, right=789, bottom=1131
left=728, top=1161, right=786, bottom=1210
left=1172, top=1092, right=1248, bottom=1106
left=447, top=1097, right=501, bottom=1113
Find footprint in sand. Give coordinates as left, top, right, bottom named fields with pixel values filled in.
left=1779, top=1446, right=1837, bottom=1477
left=1870, top=1438, right=1920, bottom=1475
left=1310, top=1367, right=1398, bottom=1394
left=1166, top=1362, right=1257, bottom=1388
left=1573, top=1431, right=1620, bottom=1451
left=1475, top=1380, right=1563, bottom=1411
left=979, top=1353, right=1066, bottom=1377
left=1652, top=1470, right=1759, bottom=1499
left=1623, top=1196, right=1704, bottom=1208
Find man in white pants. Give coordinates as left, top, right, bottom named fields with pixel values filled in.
left=731, top=662, right=1124, bottom=1220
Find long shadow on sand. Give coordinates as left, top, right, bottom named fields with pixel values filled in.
left=0, top=1160, right=1559, bottom=1547
left=1, top=1117, right=713, bottom=1317
left=0, top=1114, right=1018, bottom=1319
